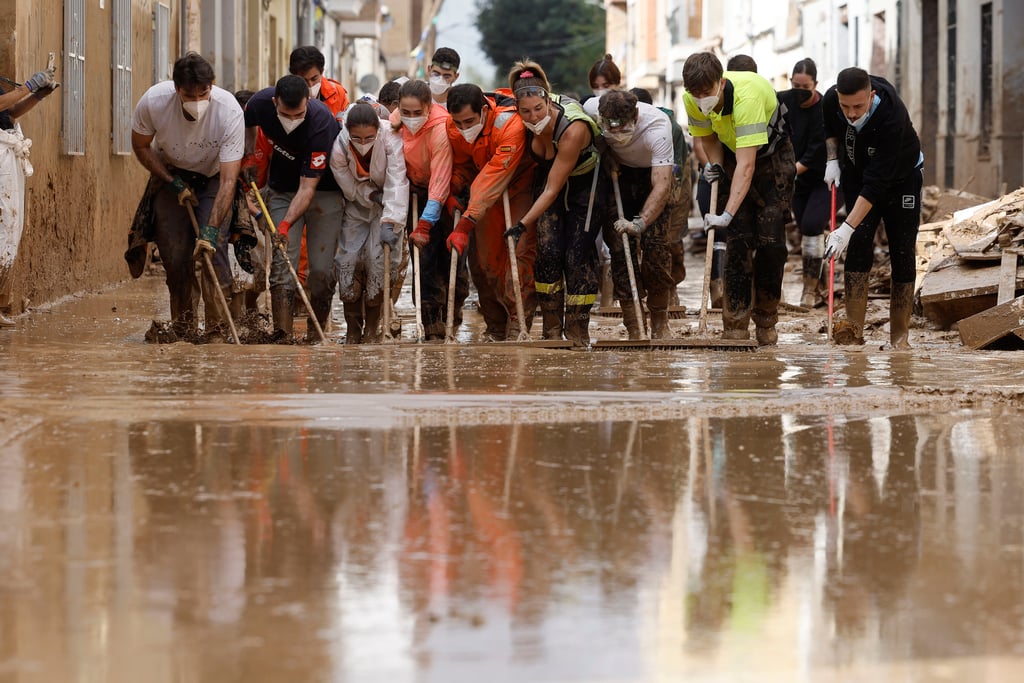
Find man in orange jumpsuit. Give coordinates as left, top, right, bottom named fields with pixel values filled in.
left=444, top=84, right=536, bottom=340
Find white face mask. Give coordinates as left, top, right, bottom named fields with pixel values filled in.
left=846, top=94, right=880, bottom=131
left=182, top=99, right=209, bottom=121
left=351, top=140, right=374, bottom=156
left=402, top=116, right=426, bottom=133
left=460, top=122, right=484, bottom=144
left=309, top=82, right=322, bottom=99
left=592, top=88, right=609, bottom=98
left=696, top=83, right=721, bottom=116
left=429, top=75, right=450, bottom=96
left=278, top=115, right=304, bottom=134
left=524, top=114, right=551, bottom=135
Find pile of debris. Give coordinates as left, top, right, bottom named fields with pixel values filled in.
left=916, top=186, right=1024, bottom=348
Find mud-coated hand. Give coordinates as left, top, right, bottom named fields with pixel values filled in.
left=273, top=220, right=291, bottom=249
left=369, top=189, right=384, bottom=206
left=824, top=159, right=841, bottom=188
left=703, top=163, right=725, bottom=183
left=503, top=221, right=526, bottom=242
left=32, top=84, right=57, bottom=101
left=381, top=222, right=401, bottom=249
left=233, top=233, right=258, bottom=273
left=614, top=217, right=645, bottom=237
left=823, top=221, right=855, bottom=261
left=409, top=219, right=433, bottom=249
left=169, top=176, right=198, bottom=207
left=193, top=224, right=218, bottom=261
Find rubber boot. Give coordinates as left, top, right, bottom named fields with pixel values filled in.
left=270, top=287, right=294, bottom=343
left=710, top=244, right=726, bottom=309
left=539, top=291, right=565, bottom=340
left=753, top=293, right=780, bottom=347
left=800, top=235, right=824, bottom=308
left=564, top=304, right=591, bottom=348
left=0, top=311, right=15, bottom=328
left=598, top=263, right=614, bottom=310
left=343, top=301, right=363, bottom=344
left=306, top=297, right=331, bottom=344
left=649, top=309, right=671, bottom=339
left=620, top=300, right=644, bottom=341
left=363, top=302, right=383, bottom=344
left=889, top=280, right=914, bottom=350
left=834, top=271, right=869, bottom=345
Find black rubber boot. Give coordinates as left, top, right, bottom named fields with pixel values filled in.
left=270, top=287, right=294, bottom=344
left=343, top=301, right=363, bottom=344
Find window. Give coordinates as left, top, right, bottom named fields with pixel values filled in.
left=154, top=3, right=171, bottom=84
left=112, top=0, right=132, bottom=155
left=62, top=0, right=86, bottom=155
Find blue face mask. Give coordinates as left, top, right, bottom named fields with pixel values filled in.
left=847, top=93, right=881, bottom=132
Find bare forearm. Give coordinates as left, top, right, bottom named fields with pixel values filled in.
left=282, top=184, right=317, bottom=225
left=826, top=138, right=838, bottom=161
left=844, top=196, right=874, bottom=229
left=639, top=170, right=671, bottom=225
left=8, top=93, right=39, bottom=119
left=133, top=146, right=174, bottom=183
left=0, top=85, right=30, bottom=112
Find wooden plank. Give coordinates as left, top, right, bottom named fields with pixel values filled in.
left=958, top=295, right=1024, bottom=349
left=998, top=251, right=1019, bottom=305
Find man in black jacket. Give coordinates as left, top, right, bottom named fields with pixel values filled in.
left=822, top=67, right=922, bottom=349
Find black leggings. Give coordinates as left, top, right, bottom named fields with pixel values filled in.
left=792, top=180, right=831, bottom=237
left=842, top=168, right=922, bottom=282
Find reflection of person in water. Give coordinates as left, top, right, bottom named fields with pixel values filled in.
left=822, top=415, right=921, bottom=647
left=685, top=416, right=792, bottom=650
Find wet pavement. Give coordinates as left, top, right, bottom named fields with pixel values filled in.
left=3, top=273, right=1024, bottom=682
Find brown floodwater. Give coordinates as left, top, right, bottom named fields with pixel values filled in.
left=2, top=276, right=1024, bottom=682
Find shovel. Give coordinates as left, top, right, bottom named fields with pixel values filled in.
left=445, top=210, right=461, bottom=343
left=502, top=191, right=532, bottom=343
left=611, top=170, right=648, bottom=340
left=249, top=182, right=326, bottom=343
left=184, top=204, right=241, bottom=344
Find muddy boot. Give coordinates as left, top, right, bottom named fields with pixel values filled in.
left=710, top=245, right=726, bottom=309
left=752, top=295, right=780, bottom=347
left=564, top=305, right=591, bottom=348
left=306, top=298, right=331, bottom=343
left=833, top=271, right=869, bottom=345
left=539, top=292, right=565, bottom=340
left=343, top=302, right=363, bottom=344
left=599, top=263, right=615, bottom=310
left=620, top=301, right=644, bottom=340
left=270, top=287, right=295, bottom=343
left=649, top=309, right=671, bottom=339
left=889, top=280, right=914, bottom=350
left=800, top=236, right=824, bottom=308
left=363, top=302, right=383, bottom=344
left=0, top=311, right=16, bottom=328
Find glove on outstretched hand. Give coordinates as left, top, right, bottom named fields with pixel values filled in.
left=409, top=219, right=433, bottom=249
left=823, top=221, right=855, bottom=261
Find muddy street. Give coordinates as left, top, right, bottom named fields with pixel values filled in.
left=3, top=267, right=1024, bottom=682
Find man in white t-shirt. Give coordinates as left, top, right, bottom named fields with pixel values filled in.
left=130, top=52, right=244, bottom=339
left=584, top=90, right=677, bottom=339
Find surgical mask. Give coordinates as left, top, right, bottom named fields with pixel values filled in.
left=846, top=94, right=881, bottom=132
left=429, top=75, right=450, bottom=96
left=605, top=127, right=635, bottom=145
left=593, top=88, right=609, bottom=98
left=351, top=140, right=374, bottom=156
left=278, top=115, right=304, bottom=134
left=460, top=122, right=483, bottom=144
left=182, top=99, right=209, bottom=121
left=524, top=114, right=551, bottom=135
left=309, top=82, right=322, bottom=99
left=696, top=83, right=721, bottom=116
left=401, top=116, right=426, bottom=133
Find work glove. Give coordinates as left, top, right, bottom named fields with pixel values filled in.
left=24, top=70, right=53, bottom=93
left=613, top=216, right=646, bottom=237
left=703, top=211, right=733, bottom=230
left=444, top=191, right=468, bottom=215
left=193, top=224, right=218, bottom=261
left=369, top=189, right=384, bottom=206
left=503, top=221, right=526, bottom=243
left=703, top=162, right=725, bottom=183
left=233, top=232, right=258, bottom=274
left=273, top=220, right=291, bottom=249
left=168, top=175, right=198, bottom=207
left=409, top=218, right=433, bottom=249
left=823, top=221, right=855, bottom=261
left=446, top=215, right=475, bottom=254
left=381, top=222, right=402, bottom=250
left=824, top=159, right=842, bottom=188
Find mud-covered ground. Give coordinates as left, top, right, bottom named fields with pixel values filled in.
left=2, top=242, right=1024, bottom=682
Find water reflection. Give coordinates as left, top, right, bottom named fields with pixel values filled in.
left=1, top=412, right=1024, bottom=681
